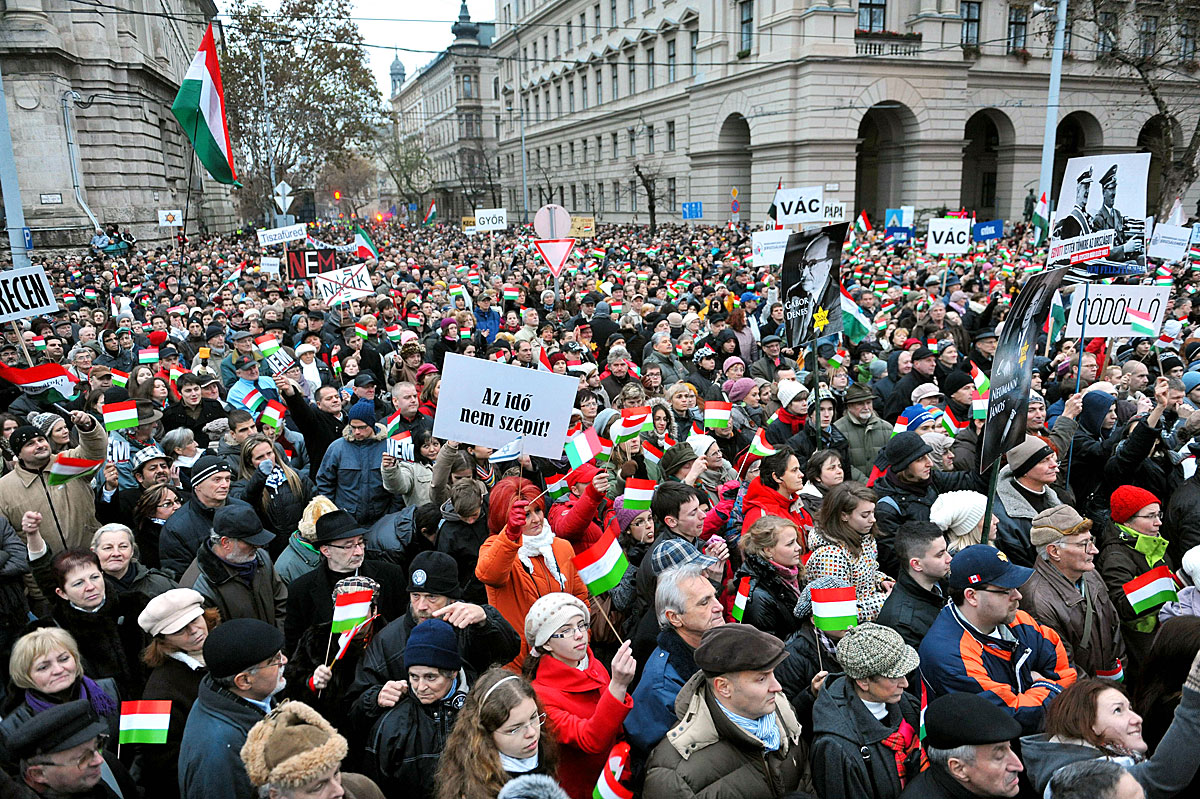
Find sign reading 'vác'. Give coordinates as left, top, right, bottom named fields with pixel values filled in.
left=774, top=187, right=825, bottom=224
left=0, top=266, right=58, bottom=324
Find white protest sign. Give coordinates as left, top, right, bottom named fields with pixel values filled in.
left=925, top=219, right=971, bottom=254
left=1148, top=222, right=1191, bottom=262
left=1191, top=222, right=1200, bottom=246
left=822, top=201, right=846, bottom=223
left=0, top=266, right=58, bottom=323
left=474, top=208, right=508, bottom=231
left=751, top=230, right=790, bottom=267
left=157, top=210, right=183, bottom=227
left=1065, top=285, right=1171, bottom=338
left=774, top=187, right=825, bottom=224
left=433, top=353, right=580, bottom=458
left=256, top=223, right=307, bottom=247
left=314, top=264, right=373, bottom=306
left=901, top=206, right=915, bottom=228
left=260, top=256, right=281, bottom=278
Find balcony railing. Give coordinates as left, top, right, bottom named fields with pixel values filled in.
left=854, top=30, right=923, bottom=57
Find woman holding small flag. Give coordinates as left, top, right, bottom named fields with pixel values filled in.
left=1098, top=486, right=1180, bottom=662
left=522, top=593, right=636, bottom=799
left=476, top=477, right=589, bottom=667
left=808, top=482, right=893, bottom=624
left=234, top=434, right=314, bottom=546
left=733, top=517, right=805, bottom=641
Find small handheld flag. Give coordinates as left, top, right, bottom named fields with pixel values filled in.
left=47, top=454, right=104, bottom=486
left=259, top=400, right=286, bottom=429
left=731, top=576, right=751, bottom=622
left=811, top=586, right=859, bottom=631
left=104, top=399, right=140, bottom=431
left=704, top=401, right=732, bottom=429
left=565, top=427, right=604, bottom=469
left=572, top=531, right=630, bottom=595
left=622, top=478, right=655, bottom=510
left=748, top=428, right=777, bottom=457
left=119, top=700, right=172, bottom=744
left=332, top=589, right=374, bottom=633
left=1123, top=565, right=1179, bottom=615
left=593, top=741, right=633, bottom=799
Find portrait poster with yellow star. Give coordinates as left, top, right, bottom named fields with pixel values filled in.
left=779, top=222, right=850, bottom=348
left=977, top=266, right=1069, bottom=472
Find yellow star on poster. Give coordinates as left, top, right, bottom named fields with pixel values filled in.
left=164, top=213, right=176, bottom=223
left=1019, top=341, right=1029, bottom=365
left=814, top=307, right=830, bottom=332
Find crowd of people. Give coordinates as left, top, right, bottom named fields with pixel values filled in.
left=0, top=216, right=1198, bottom=799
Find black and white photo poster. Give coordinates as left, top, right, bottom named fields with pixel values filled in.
left=1049, top=153, right=1149, bottom=269
left=779, top=222, right=849, bottom=346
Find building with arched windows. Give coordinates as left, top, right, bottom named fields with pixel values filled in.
left=491, top=0, right=1199, bottom=227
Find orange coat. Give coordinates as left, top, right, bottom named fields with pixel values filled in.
left=475, top=530, right=590, bottom=668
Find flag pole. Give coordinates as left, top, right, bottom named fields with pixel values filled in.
left=1063, top=281, right=1091, bottom=488
left=979, top=460, right=1001, bottom=548
left=12, top=323, right=33, bottom=367
left=593, top=597, right=625, bottom=644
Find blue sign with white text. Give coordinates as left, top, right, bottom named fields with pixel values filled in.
left=973, top=219, right=1004, bottom=241
left=886, top=227, right=914, bottom=243
left=681, top=202, right=703, bottom=220
left=884, top=208, right=904, bottom=229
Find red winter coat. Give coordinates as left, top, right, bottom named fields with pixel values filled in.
left=531, top=648, right=633, bottom=799
left=549, top=483, right=607, bottom=550
left=741, top=477, right=815, bottom=553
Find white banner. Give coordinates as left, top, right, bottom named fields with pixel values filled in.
left=314, top=264, right=374, bottom=306
left=751, top=230, right=790, bottom=267
left=925, top=219, right=971, bottom=254
left=774, top=187, right=825, bottom=225
left=1147, top=222, right=1191, bottom=262
left=260, top=256, right=281, bottom=278
left=256, top=223, right=307, bottom=247
left=157, top=210, right=183, bottom=227
left=821, top=201, right=846, bottom=223
left=1065, top=285, right=1171, bottom=338
left=0, top=266, right=58, bottom=323
left=474, top=208, right=508, bottom=231
left=433, top=354, right=580, bottom=458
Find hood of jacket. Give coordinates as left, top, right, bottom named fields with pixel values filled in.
left=743, top=477, right=798, bottom=515
left=885, top=351, right=904, bottom=382
left=1018, top=734, right=1108, bottom=796
left=811, top=673, right=905, bottom=746
left=996, top=465, right=1061, bottom=520
left=340, top=422, right=388, bottom=443
left=1079, top=391, right=1116, bottom=437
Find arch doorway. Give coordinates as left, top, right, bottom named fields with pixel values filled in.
left=855, top=102, right=918, bottom=224
left=1052, top=111, right=1103, bottom=206
left=960, top=110, right=1015, bottom=219
left=716, top=114, right=751, bottom=221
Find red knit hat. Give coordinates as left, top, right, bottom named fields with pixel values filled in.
left=1110, top=485, right=1161, bottom=524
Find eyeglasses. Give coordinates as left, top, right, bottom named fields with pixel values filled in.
left=248, top=653, right=286, bottom=672
left=1059, top=537, right=1097, bottom=551
left=40, top=735, right=108, bottom=769
left=499, top=713, right=547, bottom=736
left=976, top=586, right=1020, bottom=596
left=549, top=621, right=590, bottom=639
left=326, top=539, right=366, bottom=552
left=1132, top=512, right=1163, bottom=521
left=158, top=497, right=182, bottom=509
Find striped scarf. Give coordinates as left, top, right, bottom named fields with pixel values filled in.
left=880, top=718, right=921, bottom=787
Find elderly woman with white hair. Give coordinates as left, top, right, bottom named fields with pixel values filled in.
left=91, top=522, right=177, bottom=600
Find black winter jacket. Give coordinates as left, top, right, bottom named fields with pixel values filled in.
left=365, top=674, right=468, bottom=799
left=874, top=470, right=984, bottom=575
left=162, top=398, right=227, bottom=449
left=159, top=496, right=254, bottom=579
left=283, top=559, right=408, bottom=656
left=236, top=463, right=315, bottom=538
left=282, top=387, right=348, bottom=482
left=435, top=497, right=492, bottom=605
left=776, top=619, right=842, bottom=741
left=734, top=553, right=803, bottom=642
left=874, top=572, right=947, bottom=651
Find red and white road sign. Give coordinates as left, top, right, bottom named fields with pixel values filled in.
left=534, top=239, right=577, bottom=278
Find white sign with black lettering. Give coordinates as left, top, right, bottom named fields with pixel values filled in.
left=822, top=201, right=846, bottom=223
left=256, top=223, right=307, bottom=247
left=774, top=187, right=825, bottom=225
left=433, top=354, right=580, bottom=458
left=314, top=264, right=374, bottom=306
left=925, top=219, right=971, bottom=254
left=1065, top=285, right=1171, bottom=338
left=0, top=266, right=58, bottom=324
left=260, top=256, right=281, bottom=278
left=474, top=208, right=508, bottom=231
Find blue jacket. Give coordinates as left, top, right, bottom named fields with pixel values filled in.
left=919, top=603, right=1077, bottom=734
left=625, top=627, right=697, bottom=754
left=474, top=306, right=501, bottom=342
left=315, top=423, right=395, bottom=525
left=227, top=375, right=279, bottom=413
left=178, top=675, right=268, bottom=799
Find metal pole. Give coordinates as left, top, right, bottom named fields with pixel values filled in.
left=0, top=59, right=33, bottom=269
left=1036, top=0, right=1068, bottom=215
left=258, top=48, right=278, bottom=229
left=519, top=102, right=529, bottom=225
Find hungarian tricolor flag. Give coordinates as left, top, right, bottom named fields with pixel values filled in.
left=171, top=23, right=239, bottom=185
left=139, top=348, right=159, bottom=364
left=0, top=362, right=80, bottom=402
left=1123, top=565, right=1179, bottom=615
left=748, top=428, right=777, bottom=457
left=259, top=400, right=285, bottom=429
left=104, top=400, right=139, bottom=431
left=354, top=225, right=380, bottom=260
left=1032, top=191, right=1049, bottom=246
left=572, top=531, right=629, bottom=595
left=47, top=454, right=104, bottom=486
left=622, top=477, right=655, bottom=510
left=840, top=285, right=871, bottom=344
left=593, top=741, right=633, bottom=799
left=565, top=427, right=604, bottom=469
left=1127, top=308, right=1157, bottom=337
left=255, top=335, right=281, bottom=358
left=731, top=577, right=751, bottom=622
left=811, top=586, right=858, bottom=631
left=242, top=388, right=265, bottom=412
left=110, top=369, right=129, bottom=388
left=422, top=198, right=437, bottom=226
left=766, top=178, right=784, bottom=229
left=641, top=440, right=664, bottom=465
left=332, top=589, right=374, bottom=633
left=119, top=700, right=172, bottom=745
left=704, top=401, right=732, bottom=429
left=855, top=210, right=871, bottom=234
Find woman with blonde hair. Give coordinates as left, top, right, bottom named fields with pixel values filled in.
left=90, top=523, right=176, bottom=600
left=735, top=516, right=805, bottom=640
left=236, top=433, right=314, bottom=559
left=808, top=481, right=894, bottom=623
left=437, top=667, right=559, bottom=799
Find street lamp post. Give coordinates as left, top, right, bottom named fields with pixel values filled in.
left=257, top=38, right=291, bottom=228
left=1035, top=0, right=1068, bottom=218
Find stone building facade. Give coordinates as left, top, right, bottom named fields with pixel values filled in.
left=491, top=0, right=1200, bottom=227
left=0, top=0, right=236, bottom=252
left=392, top=3, right=503, bottom=223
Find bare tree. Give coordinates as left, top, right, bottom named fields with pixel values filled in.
left=1066, top=3, right=1200, bottom=217
left=633, top=161, right=670, bottom=233
left=375, top=123, right=434, bottom=210
left=452, top=144, right=503, bottom=210
left=319, top=153, right=377, bottom=216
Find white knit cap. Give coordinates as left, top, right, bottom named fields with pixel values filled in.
left=523, top=593, right=590, bottom=654
left=929, top=490, right=988, bottom=538
left=1182, top=545, right=1200, bottom=586
left=688, top=434, right=716, bottom=460
left=777, top=379, right=808, bottom=409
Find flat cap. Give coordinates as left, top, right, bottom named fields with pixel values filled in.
left=3, top=699, right=109, bottom=759
left=694, top=624, right=788, bottom=675
left=138, top=587, right=206, bottom=636
left=922, top=693, right=1023, bottom=750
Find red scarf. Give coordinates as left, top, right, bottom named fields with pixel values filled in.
left=775, top=407, right=807, bottom=434
left=880, top=718, right=921, bottom=787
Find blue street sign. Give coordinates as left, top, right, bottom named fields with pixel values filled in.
left=407, top=203, right=418, bottom=212
left=730, top=199, right=740, bottom=214
left=21, top=228, right=32, bottom=251
left=884, top=208, right=903, bottom=229
left=886, top=227, right=914, bottom=243
left=681, top=201, right=703, bottom=220
left=972, top=219, right=1004, bottom=241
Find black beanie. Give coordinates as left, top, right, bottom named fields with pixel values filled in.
left=942, top=369, right=973, bottom=398
left=404, top=618, right=462, bottom=672
left=9, top=425, right=42, bottom=454
left=885, top=431, right=934, bottom=472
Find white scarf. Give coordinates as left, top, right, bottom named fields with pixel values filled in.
left=518, top=521, right=566, bottom=588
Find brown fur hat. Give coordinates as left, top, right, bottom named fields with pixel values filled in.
left=240, top=701, right=348, bottom=789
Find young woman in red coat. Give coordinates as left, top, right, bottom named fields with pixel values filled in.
left=522, top=592, right=636, bottom=799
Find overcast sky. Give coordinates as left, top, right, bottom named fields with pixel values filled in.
left=352, top=0, right=495, bottom=99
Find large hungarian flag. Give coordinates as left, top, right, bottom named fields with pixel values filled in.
left=422, top=198, right=437, bottom=226
left=171, top=23, right=239, bottom=186
left=1032, top=191, right=1049, bottom=246
left=354, top=225, right=379, bottom=260
left=0, top=362, right=80, bottom=402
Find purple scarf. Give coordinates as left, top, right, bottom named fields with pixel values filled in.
left=26, top=675, right=117, bottom=717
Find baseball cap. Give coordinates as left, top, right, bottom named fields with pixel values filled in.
left=948, top=545, right=1033, bottom=590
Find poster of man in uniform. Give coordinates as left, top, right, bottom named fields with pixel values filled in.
left=978, top=267, right=1069, bottom=471
left=779, top=222, right=849, bottom=346
left=1049, top=153, right=1149, bottom=269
